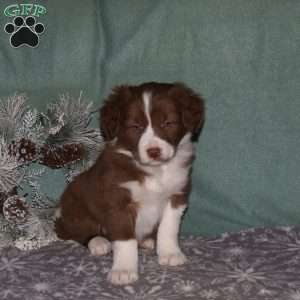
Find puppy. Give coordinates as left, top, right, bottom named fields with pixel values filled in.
left=55, top=82, right=205, bottom=285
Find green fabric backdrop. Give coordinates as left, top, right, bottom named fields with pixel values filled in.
left=0, top=0, right=299, bottom=236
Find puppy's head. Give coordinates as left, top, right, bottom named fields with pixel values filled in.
left=100, top=82, right=205, bottom=166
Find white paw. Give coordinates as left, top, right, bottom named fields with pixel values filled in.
left=88, top=236, right=111, bottom=256
left=139, top=238, right=155, bottom=250
left=108, top=269, right=138, bottom=285
left=159, top=251, right=187, bottom=266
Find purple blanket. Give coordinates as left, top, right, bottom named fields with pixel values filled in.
left=1, top=227, right=300, bottom=299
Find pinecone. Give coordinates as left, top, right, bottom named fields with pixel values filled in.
left=3, top=195, right=29, bottom=224
left=39, top=143, right=84, bottom=169
left=9, top=138, right=37, bottom=162
left=0, top=188, right=17, bottom=215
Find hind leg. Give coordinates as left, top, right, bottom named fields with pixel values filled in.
left=88, top=236, right=111, bottom=256
left=139, top=238, right=155, bottom=250
left=55, top=213, right=99, bottom=245
left=54, top=201, right=100, bottom=246
left=54, top=181, right=103, bottom=245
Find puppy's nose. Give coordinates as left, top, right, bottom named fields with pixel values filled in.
left=147, top=147, right=161, bottom=160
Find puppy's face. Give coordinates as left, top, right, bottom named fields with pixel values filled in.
left=100, top=82, right=204, bottom=166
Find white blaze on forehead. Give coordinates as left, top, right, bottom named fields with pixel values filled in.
left=141, top=92, right=156, bottom=147
left=138, top=92, right=175, bottom=165
left=141, top=92, right=155, bottom=144
left=143, top=92, right=152, bottom=125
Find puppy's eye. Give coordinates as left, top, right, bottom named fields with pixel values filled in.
left=126, top=124, right=144, bottom=131
left=161, top=121, right=179, bottom=128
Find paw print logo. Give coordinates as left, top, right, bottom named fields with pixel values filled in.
left=4, top=16, right=45, bottom=48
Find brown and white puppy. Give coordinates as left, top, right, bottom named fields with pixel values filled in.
left=55, top=82, right=205, bottom=285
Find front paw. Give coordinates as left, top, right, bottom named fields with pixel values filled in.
left=159, top=251, right=187, bottom=266
left=108, top=269, right=138, bottom=285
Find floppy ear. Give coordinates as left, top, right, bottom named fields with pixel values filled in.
left=100, top=86, right=130, bottom=141
left=169, top=83, right=205, bottom=136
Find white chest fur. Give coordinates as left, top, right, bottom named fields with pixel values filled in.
left=120, top=134, right=194, bottom=241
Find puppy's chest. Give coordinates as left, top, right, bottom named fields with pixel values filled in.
left=122, top=160, right=189, bottom=203
left=120, top=160, right=190, bottom=240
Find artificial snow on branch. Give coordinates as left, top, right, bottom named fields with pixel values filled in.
left=40, top=92, right=103, bottom=169
left=0, top=138, right=24, bottom=194
left=0, top=93, right=28, bottom=141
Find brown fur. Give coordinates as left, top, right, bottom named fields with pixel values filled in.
left=55, top=144, right=147, bottom=244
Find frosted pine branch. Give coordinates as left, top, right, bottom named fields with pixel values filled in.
left=44, top=92, right=104, bottom=161
left=0, top=91, right=104, bottom=252
left=45, top=92, right=95, bottom=139
left=0, top=93, right=27, bottom=124
left=0, top=93, right=27, bottom=141
left=0, top=93, right=44, bottom=146
left=16, top=109, right=44, bottom=145
left=0, top=138, right=24, bottom=193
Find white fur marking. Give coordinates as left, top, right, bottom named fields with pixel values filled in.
left=121, top=133, right=194, bottom=242
left=116, top=148, right=133, bottom=157
left=138, top=92, right=175, bottom=166
left=54, top=207, right=61, bottom=219
left=143, top=92, right=152, bottom=122
left=108, top=239, right=138, bottom=285
left=88, top=236, right=111, bottom=256
left=157, top=202, right=187, bottom=266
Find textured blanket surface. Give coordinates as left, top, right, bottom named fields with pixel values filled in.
left=1, top=227, right=300, bottom=300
